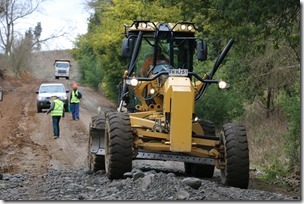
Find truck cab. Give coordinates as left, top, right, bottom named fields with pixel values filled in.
left=54, top=59, right=71, bottom=80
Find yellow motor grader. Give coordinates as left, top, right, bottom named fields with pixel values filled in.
left=88, top=21, right=249, bottom=189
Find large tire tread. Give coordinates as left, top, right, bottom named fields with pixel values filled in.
left=221, top=123, right=249, bottom=189
left=91, top=115, right=105, bottom=130
left=88, top=114, right=106, bottom=172
left=105, top=112, right=133, bottom=180
left=200, top=120, right=216, bottom=136
left=89, top=154, right=105, bottom=172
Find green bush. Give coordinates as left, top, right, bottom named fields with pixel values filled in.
left=78, top=55, right=103, bottom=88
left=195, top=84, right=244, bottom=128
left=277, top=80, right=300, bottom=171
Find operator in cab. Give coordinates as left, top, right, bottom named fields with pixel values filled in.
left=139, top=46, right=169, bottom=76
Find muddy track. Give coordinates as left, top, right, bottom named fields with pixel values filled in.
left=0, top=73, right=116, bottom=176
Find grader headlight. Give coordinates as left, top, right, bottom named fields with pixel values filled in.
left=130, top=78, right=139, bottom=86
left=218, top=80, right=229, bottom=89
left=149, top=88, right=156, bottom=95
left=187, top=25, right=193, bottom=31
left=180, top=24, right=194, bottom=31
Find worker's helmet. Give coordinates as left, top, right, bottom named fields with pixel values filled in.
left=72, top=83, right=78, bottom=90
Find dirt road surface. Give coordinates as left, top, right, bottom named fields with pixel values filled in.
left=0, top=73, right=116, bottom=175
left=0, top=51, right=116, bottom=176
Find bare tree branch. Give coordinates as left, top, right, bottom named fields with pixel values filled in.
left=0, top=0, right=46, bottom=56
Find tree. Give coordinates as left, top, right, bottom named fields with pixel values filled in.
left=33, top=22, right=42, bottom=51
left=0, top=0, right=46, bottom=56
left=11, top=31, right=33, bottom=75
left=0, top=0, right=72, bottom=76
left=23, top=22, right=41, bottom=51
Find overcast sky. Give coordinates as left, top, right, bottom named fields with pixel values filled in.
left=17, top=0, right=92, bottom=51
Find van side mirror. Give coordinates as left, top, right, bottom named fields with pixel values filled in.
left=121, top=38, right=133, bottom=58
left=197, top=40, right=207, bottom=61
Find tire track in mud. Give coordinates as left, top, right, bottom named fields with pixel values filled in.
left=38, top=116, right=89, bottom=171
left=0, top=73, right=116, bottom=176
left=30, top=97, right=89, bottom=171
left=0, top=79, right=90, bottom=174
left=0, top=82, right=51, bottom=174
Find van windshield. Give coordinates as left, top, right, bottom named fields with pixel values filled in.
left=40, top=85, right=65, bottom=93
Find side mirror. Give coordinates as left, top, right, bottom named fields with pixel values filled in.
left=197, top=40, right=207, bottom=61
left=0, top=90, right=3, bottom=101
left=121, top=38, right=133, bottom=58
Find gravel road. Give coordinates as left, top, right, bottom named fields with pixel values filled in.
left=0, top=165, right=297, bottom=201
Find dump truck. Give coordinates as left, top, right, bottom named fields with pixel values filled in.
left=88, top=21, right=249, bottom=189
left=54, top=59, right=71, bottom=80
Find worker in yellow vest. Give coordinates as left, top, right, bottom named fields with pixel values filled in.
left=70, top=83, right=82, bottom=120
left=46, top=95, right=65, bottom=139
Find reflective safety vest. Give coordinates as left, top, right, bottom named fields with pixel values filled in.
left=51, top=99, right=64, bottom=116
left=71, top=90, right=80, bottom=103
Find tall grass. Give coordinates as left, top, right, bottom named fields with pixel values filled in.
left=242, top=101, right=290, bottom=177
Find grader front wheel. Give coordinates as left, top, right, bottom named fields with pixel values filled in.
left=105, top=112, right=133, bottom=180
left=220, top=123, right=249, bottom=189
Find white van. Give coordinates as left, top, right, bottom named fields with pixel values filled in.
left=36, top=83, right=69, bottom=113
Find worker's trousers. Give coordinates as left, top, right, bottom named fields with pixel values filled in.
left=70, top=103, right=80, bottom=120
left=52, top=116, right=61, bottom=136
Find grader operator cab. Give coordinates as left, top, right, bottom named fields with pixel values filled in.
left=88, top=21, right=249, bottom=189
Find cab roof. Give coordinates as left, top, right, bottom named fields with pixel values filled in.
left=54, top=59, right=71, bottom=62
left=124, top=21, right=197, bottom=33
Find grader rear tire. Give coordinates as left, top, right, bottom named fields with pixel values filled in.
left=88, top=115, right=106, bottom=172
left=88, top=137, right=105, bottom=172
left=185, top=120, right=216, bottom=178
left=220, top=123, right=249, bottom=189
left=105, top=112, right=133, bottom=180
left=200, top=119, right=216, bottom=136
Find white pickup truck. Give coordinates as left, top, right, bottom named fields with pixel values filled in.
left=54, top=59, right=71, bottom=80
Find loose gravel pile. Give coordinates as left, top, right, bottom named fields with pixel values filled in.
left=0, top=165, right=298, bottom=201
